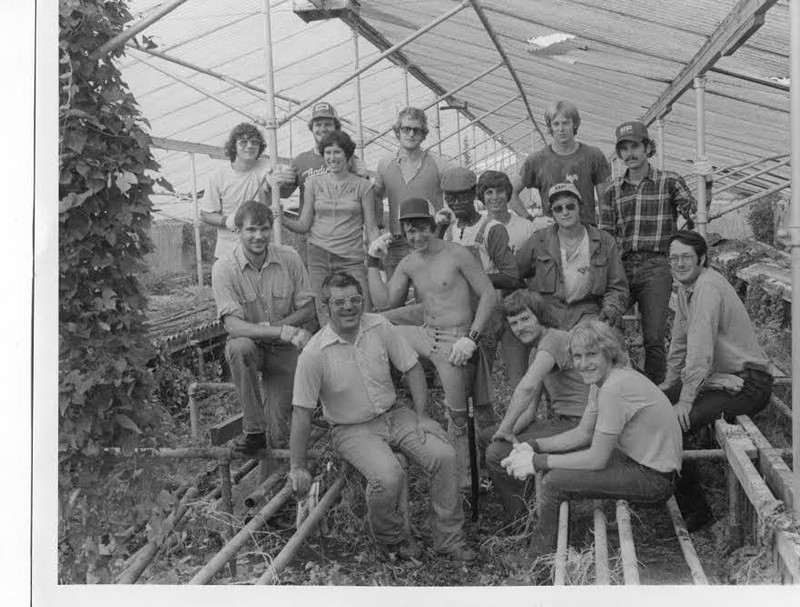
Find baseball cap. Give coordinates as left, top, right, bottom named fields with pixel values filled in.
left=615, top=121, right=649, bottom=145
left=308, top=102, right=339, bottom=127
left=440, top=167, right=477, bottom=192
left=398, top=197, right=436, bottom=222
left=547, top=182, right=582, bottom=203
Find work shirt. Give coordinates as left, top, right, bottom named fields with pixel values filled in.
left=664, top=268, right=771, bottom=405
left=374, top=148, right=452, bottom=234
left=584, top=367, right=682, bottom=474
left=293, top=313, right=419, bottom=425
left=599, top=165, right=696, bottom=257
left=533, top=329, right=589, bottom=418
left=211, top=243, right=314, bottom=324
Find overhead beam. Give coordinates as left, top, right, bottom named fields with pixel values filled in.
left=641, top=0, right=779, bottom=124
left=468, top=0, right=547, bottom=145
left=150, top=137, right=292, bottom=164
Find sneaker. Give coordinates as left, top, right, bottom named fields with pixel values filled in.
left=443, top=545, right=476, bottom=563
left=381, top=538, right=423, bottom=561
left=233, top=432, right=267, bottom=455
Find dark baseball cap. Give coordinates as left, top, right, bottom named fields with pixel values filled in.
left=615, top=121, right=649, bottom=145
left=398, top=197, right=436, bottom=222
left=308, top=102, right=338, bottom=127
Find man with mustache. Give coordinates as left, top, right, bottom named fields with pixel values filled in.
left=598, top=121, right=698, bottom=386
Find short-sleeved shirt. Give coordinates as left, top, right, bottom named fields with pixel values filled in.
left=533, top=329, right=589, bottom=418
left=306, top=172, right=373, bottom=259
left=499, top=213, right=536, bottom=255
left=518, top=143, right=611, bottom=224
left=202, top=157, right=272, bottom=259
left=583, top=367, right=682, bottom=473
left=287, top=149, right=368, bottom=211
left=560, top=230, right=592, bottom=304
left=211, top=243, right=315, bottom=324
left=293, top=313, right=419, bottom=425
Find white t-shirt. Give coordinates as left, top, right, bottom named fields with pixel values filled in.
left=499, top=213, right=535, bottom=255
left=202, top=157, right=272, bottom=259
left=560, top=229, right=592, bottom=304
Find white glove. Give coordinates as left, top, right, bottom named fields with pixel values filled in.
left=368, top=232, right=393, bottom=258
left=290, top=328, right=311, bottom=350
left=279, top=324, right=297, bottom=344
left=435, top=207, right=455, bottom=226
left=448, top=336, right=478, bottom=366
left=693, top=158, right=713, bottom=176
left=225, top=212, right=237, bottom=232
left=500, top=448, right=536, bottom=480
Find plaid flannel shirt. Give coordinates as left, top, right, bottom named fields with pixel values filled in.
left=598, top=165, right=696, bottom=257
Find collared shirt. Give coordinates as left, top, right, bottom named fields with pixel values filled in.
left=374, top=148, right=452, bottom=233
left=211, top=243, right=314, bottom=324
left=293, top=313, right=419, bottom=425
left=664, top=268, right=771, bottom=404
left=599, top=165, right=696, bottom=257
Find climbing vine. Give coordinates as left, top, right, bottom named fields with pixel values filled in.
left=59, top=0, right=169, bottom=462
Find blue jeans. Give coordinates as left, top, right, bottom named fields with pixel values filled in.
left=306, top=242, right=370, bottom=326
left=624, top=254, right=673, bottom=385
left=530, top=451, right=676, bottom=553
left=331, top=406, right=466, bottom=553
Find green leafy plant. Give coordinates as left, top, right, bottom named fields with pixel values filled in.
left=59, top=0, right=168, bottom=460
left=747, top=197, right=776, bottom=246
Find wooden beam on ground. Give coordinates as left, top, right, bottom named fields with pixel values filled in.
left=772, top=394, right=793, bottom=420
left=641, top=0, right=779, bottom=124
left=553, top=501, right=569, bottom=585
left=210, top=413, right=244, bottom=446
left=593, top=500, right=610, bottom=585
left=737, top=415, right=795, bottom=510
left=665, top=497, right=709, bottom=584
left=616, top=500, right=640, bottom=585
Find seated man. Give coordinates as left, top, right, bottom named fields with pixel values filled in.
left=367, top=197, right=498, bottom=485
left=502, top=319, right=682, bottom=563
left=211, top=201, right=315, bottom=454
left=484, top=290, right=590, bottom=521
left=660, top=230, right=773, bottom=530
left=288, top=272, right=475, bottom=562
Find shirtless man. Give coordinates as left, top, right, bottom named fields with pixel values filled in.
left=367, top=197, right=497, bottom=484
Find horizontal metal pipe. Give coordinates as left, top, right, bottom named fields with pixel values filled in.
left=714, top=158, right=791, bottom=195
left=244, top=466, right=286, bottom=509
left=448, top=116, right=527, bottom=163
left=709, top=181, right=791, bottom=220
left=425, top=95, right=520, bottom=151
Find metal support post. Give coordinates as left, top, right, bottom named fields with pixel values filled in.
left=189, top=153, right=203, bottom=286
left=403, top=65, right=410, bottom=106
left=287, top=102, right=293, bottom=158
left=352, top=25, right=365, bottom=160
left=694, top=75, right=708, bottom=237
left=261, top=0, right=282, bottom=244
left=456, top=113, right=463, bottom=164
left=791, top=0, right=800, bottom=518
left=435, top=104, right=442, bottom=155
left=656, top=117, right=665, bottom=171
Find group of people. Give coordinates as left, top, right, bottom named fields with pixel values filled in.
left=205, top=98, right=773, bottom=566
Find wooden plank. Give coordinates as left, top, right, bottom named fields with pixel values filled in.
left=665, top=496, right=709, bottom=584
left=771, top=394, right=793, bottom=420
left=209, top=413, right=243, bottom=446
left=641, top=0, right=778, bottom=123
left=593, top=500, right=610, bottom=585
left=553, top=501, right=569, bottom=585
left=737, top=415, right=795, bottom=510
left=616, top=500, right=640, bottom=585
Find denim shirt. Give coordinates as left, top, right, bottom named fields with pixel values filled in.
left=515, top=223, right=629, bottom=329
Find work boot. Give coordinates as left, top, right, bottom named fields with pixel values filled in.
left=447, top=418, right=471, bottom=490
left=233, top=432, right=267, bottom=456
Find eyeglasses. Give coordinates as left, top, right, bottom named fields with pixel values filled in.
left=399, top=126, right=425, bottom=137
left=327, top=294, right=364, bottom=308
left=551, top=202, right=577, bottom=214
left=237, top=138, right=261, bottom=147
left=668, top=253, right=696, bottom=266
left=444, top=191, right=474, bottom=203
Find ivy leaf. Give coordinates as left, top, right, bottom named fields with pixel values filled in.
left=59, top=190, right=92, bottom=213
left=115, top=170, right=138, bottom=194
left=114, top=413, right=142, bottom=434
left=63, top=129, right=87, bottom=154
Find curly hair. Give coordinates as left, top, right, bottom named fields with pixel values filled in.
left=317, top=130, right=356, bottom=159
left=544, top=100, right=581, bottom=136
left=392, top=107, right=429, bottom=138
left=568, top=318, right=629, bottom=368
left=224, top=123, right=266, bottom=161
left=477, top=170, right=513, bottom=202
left=502, top=290, right=559, bottom=328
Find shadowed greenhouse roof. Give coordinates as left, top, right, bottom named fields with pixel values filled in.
left=119, top=0, right=790, bottom=198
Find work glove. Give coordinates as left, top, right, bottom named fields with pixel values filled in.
left=288, top=467, right=312, bottom=495
left=225, top=212, right=238, bottom=232
left=448, top=336, right=477, bottom=366
left=291, top=328, right=312, bottom=350
left=435, top=207, right=455, bottom=226
left=368, top=232, right=393, bottom=258
left=693, top=158, right=713, bottom=177
left=500, top=443, right=536, bottom=480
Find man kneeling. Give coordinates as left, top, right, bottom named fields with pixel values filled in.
left=288, top=272, right=475, bottom=562
left=502, top=319, right=682, bottom=563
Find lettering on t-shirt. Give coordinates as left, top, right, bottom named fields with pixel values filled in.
left=303, top=166, right=329, bottom=182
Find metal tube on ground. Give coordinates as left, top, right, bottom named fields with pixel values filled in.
left=593, top=500, right=610, bottom=585
left=189, top=153, right=204, bottom=287
left=553, top=501, right=569, bottom=585
left=99, top=446, right=322, bottom=460
left=616, top=500, right=640, bottom=585
left=694, top=75, right=708, bottom=236
left=244, top=467, right=286, bottom=509
left=116, top=487, right=199, bottom=584
left=219, top=463, right=236, bottom=578
left=188, top=483, right=293, bottom=584
left=664, top=496, right=709, bottom=584
left=188, top=382, right=199, bottom=440
left=261, top=0, right=282, bottom=244
left=256, top=475, right=346, bottom=584
left=205, top=459, right=260, bottom=501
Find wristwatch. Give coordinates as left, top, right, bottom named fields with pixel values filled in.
left=468, top=329, right=481, bottom=343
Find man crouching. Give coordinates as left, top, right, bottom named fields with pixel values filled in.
left=287, top=272, right=476, bottom=562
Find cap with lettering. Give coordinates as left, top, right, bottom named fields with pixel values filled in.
left=547, top=182, right=582, bottom=203
left=615, top=121, right=649, bottom=145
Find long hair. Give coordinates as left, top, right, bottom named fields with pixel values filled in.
left=502, top=290, right=559, bottom=328
left=568, top=318, right=629, bottom=368
left=544, top=100, right=581, bottom=136
left=223, top=123, right=266, bottom=161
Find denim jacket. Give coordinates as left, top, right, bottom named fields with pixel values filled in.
left=515, top=223, right=629, bottom=329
